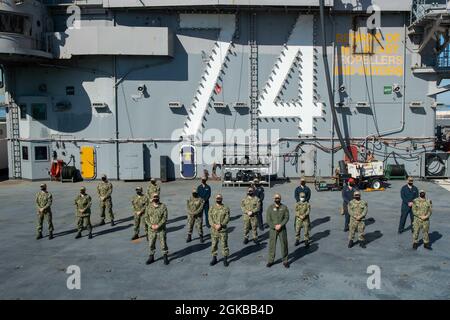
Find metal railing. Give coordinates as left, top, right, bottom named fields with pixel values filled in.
left=410, top=0, right=448, bottom=24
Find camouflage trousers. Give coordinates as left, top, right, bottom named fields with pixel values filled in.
left=295, top=217, right=310, bottom=241
left=133, top=214, right=147, bottom=236
left=349, top=218, right=365, bottom=241
left=268, top=229, right=288, bottom=263
left=99, top=198, right=114, bottom=220
left=243, top=214, right=258, bottom=240
left=187, top=213, right=203, bottom=236
left=148, top=228, right=168, bottom=256
left=211, top=229, right=229, bottom=257
left=37, top=211, right=54, bottom=234
left=413, top=218, right=430, bottom=244
left=76, top=215, right=92, bottom=233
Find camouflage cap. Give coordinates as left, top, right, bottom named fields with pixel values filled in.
left=354, top=191, right=361, bottom=196
left=40, top=183, right=47, bottom=188
left=215, top=194, right=223, bottom=199
left=150, top=178, right=156, bottom=182
left=419, top=189, right=426, bottom=194
left=136, top=186, right=143, bottom=191
left=80, top=186, right=86, bottom=192
left=101, top=174, right=107, bottom=179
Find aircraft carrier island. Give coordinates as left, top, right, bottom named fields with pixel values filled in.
left=0, top=0, right=449, bottom=301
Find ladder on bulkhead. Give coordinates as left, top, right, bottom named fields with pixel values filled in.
left=9, top=103, right=21, bottom=179
left=249, top=12, right=259, bottom=164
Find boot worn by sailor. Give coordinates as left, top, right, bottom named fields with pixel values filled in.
left=36, top=232, right=43, bottom=240
left=48, top=231, right=54, bottom=240
left=163, top=254, right=170, bottom=265
left=210, top=256, right=217, bottom=266
left=110, top=219, right=115, bottom=227
left=99, top=219, right=105, bottom=226
left=146, top=255, right=155, bottom=265
left=186, top=234, right=192, bottom=243
left=75, top=232, right=82, bottom=239
left=348, top=240, right=354, bottom=248
left=223, top=256, right=229, bottom=267
left=131, top=234, right=139, bottom=241
left=88, top=232, right=93, bottom=239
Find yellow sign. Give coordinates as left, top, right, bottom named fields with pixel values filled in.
left=334, top=32, right=403, bottom=77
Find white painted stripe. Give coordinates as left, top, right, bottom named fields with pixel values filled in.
left=258, top=14, right=321, bottom=135
left=181, top=14, right=235, bottom=139
left=433, top=179, right=450, bottom=192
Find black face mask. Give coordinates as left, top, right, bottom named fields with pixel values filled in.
left=354, top=197, right=361, bottom=201
left=41, top=188, right=46, bottom=191
left=193, top=193, right=198, bottom=197
left=420, top=193, right=425, bottom=198
left=102, top=178, right=106, bottom=182
left=153, top=198, right=159, bottom=203
left=216, top=200, right=222, bottom=204
left=248, top=192, right=253, bottom=196
left=137, top=191, right=142, bottom=195
left=274, top=199, right=281, bottom=205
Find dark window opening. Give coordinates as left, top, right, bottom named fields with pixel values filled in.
left=34, top=146, right=48, bottom=161
left=66, top=86, right=75, bottom=96
left=31, top=103, right=47, bottom=121
left=0, top=12, right=32, bottom=36
left=22, top=146, right=29, bottom=160
left=19, top=104, right=26, bottom=119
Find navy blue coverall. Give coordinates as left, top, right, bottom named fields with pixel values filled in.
left=294, top=185, right=311, bottom=203
left=342, top=185, right=358, bottom=231
left=254, top=185, right=265, bottom=231
left=399, top=184, right=419, bottom=233
left=197, top=183, right=211, bottom=228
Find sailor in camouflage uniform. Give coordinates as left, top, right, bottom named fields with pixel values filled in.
left=74, top=186, right=93, bottom=239
left=97, top=174, right=114, bottom=226
left=35, top=183, right=54, bottom=240
left=412, top=190, right=432, bottom=250
left=294, top=192, right=311, bottom=248
left=186, top=187, right=205, bottom=243
left=266, top=194, right=290, bottom=268
left=131, top=186, right=149, bottom=240
left=144, top=193, right=169, bottom=265
left=348, top=191, right=367, bottom=248
left=240, top=187, right=261, bottom=244
left=147, top=178, right=161, bottom=198
left=209, top=194, right=230, bottom=267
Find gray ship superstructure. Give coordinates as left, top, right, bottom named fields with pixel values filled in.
left=0, top=0, right=447, bottom=181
